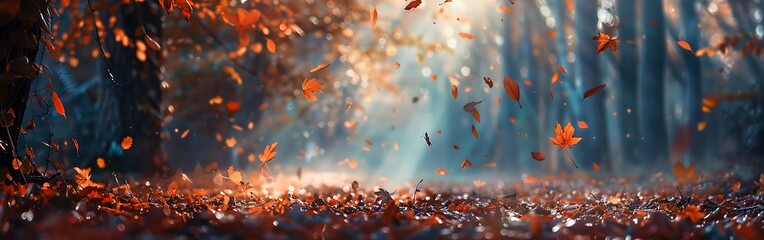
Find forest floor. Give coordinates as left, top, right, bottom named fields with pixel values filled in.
left=1, top=170, right=763, bottom=239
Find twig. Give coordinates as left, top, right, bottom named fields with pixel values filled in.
left=564, top=148, right=579, bottom=168
left=676, top=186, right=684, bottom=198
left=413, top=179, right=423, bottom=206
left=86, top=0, right=118, bottom=86
left=191, top=15, right=260, bottom=78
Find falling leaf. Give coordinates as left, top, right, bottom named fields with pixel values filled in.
left=473, top=179, right=486, bottom=188
left=593, top=31, right=619, bottom=54
left=121, top=136, right=133, bottom=150
left=258, top=142, right=279, bottom=164
left=471, top=124, right=479, bottom=139
left=435, top=168, right=448, bottom=175
left=558, top=65, right=567, bottom=74
left=673, top=161, right=696, bottom=182
left=52, top=92, right=66, bottom=118
left=72, top=138, right=80, bottom=156
left=593, top=162, right=600, bottom=171
left=546, top=29, right=557, bottom=38
left=352, top=180, right=359, bottom=190
left=228, top=166, right=243, bottom=184
left=437, top=130, right=442, bottom=135
left=471, top=109, right=481, bottom=122
left=423, top=132, right=432, bottom=147
left=393, top=61, right=400, bottom=69
left=310, top=63, right=331, bottom=73
left=531, top=152, right=545, bottom=161
left=732, top=182, right=741, bottom=191
left=461, top=159, right=474, bottom=169
left=451, top=85, right=458, bottom=99
left=509, top=117, right=517, bottom=124
left=524, top=174, right=539, bottom=184
left=180, top=129, right=190, bottom=139
left=145, top=35, right=161, bottom=51
left=577, top=121, right=589, bottom=129
left=549, top=122, right=582, bottom=149
left=266, top=38, right=276, bottom=53
left=503, top=76, right=522, bottom=109
left=225, top=137, right=237, bottom=148
left=697, top=121, right=707, bottom=131
left=550, top=73, right=559, bottom=84
left=12, top=158, right=21, bottom=170
left=96, top=157, right=106, bottom=169
left=226, top=101, right=241, bottom=113
left=463, top=101, right=483, bottom=112
left=404, top=0, right=423, bottom=10
left=458, top=32, right=474, bottom=40
left=498, top=5, right=512, bottom=15
left=370, top=6, right=378, bottom=26
left=582, top=84, right=606, bottom=101
left=302, top=78, right=324, bottom=101
left=676, top=40, right=693, bottom=52
left=695, top=47, right=715, bottom=57
left=483, top=77, right=494, bottom=88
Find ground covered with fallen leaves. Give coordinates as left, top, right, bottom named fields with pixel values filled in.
left=2, top=171, right=763, bottom=239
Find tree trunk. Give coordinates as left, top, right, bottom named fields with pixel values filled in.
left=616, top=0, right=639, bottom=164
left=94, top=1, right=166, bottom=176
left=638, top=0, right=669, bottom=167
left=678, top=0, right=703, bottom=163
left=575, top=0, right=610, bottom=169
left=0, top=0, right=48, bottom=181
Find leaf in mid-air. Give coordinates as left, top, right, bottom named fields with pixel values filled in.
left=593, top=31, right=619, bottom=54
left=503, top=76, right=522, bottom=109
left=549, top=122, right=581, bottom=149
left=582, top=84, right=606, bottom=101
left=301, top=78, right=324, bottom=101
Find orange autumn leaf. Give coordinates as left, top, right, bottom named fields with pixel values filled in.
left=222, top=8, right=261, bottom=28
left=301, top=78, right=324, bottom=101
left=593, top=31, right=619, bottom=54
left=531, top=152, right=545, bottom=161
left=434, top=168, right=448, bottom=175
left=558, top=65, right=567, bottom=74
left=370, top=6, right=378, bottom=26
left=498, top=5, right=512, bottom=15
left=180, top=129, right=190, bottom=139
left=461, top=159, right=474, bottom=169
left=258, top=141, right=279, bottom=164
left=12, top=158, right=21, bottom=170
left=524, top=174, right=539, bottom=184
left=673, top=161, right=696, bottom=182
left=550, top=73, right=559, bottom=84
left=96, top=157, right=106, bottom=169
left=266, top=38, right=276, bottom=53
left=471, top=109, right=481, bottom=123
left=503, top=76, right=522, bottom=109
left=509, top=117, right=517, bottom=124
left=549, top=122, right=582, bottom=149
left=577, top=121, right=589, bottom=129
left=226, top=101, right=241, bottom=113
left=52, top=92, right=66, bottom=118
left=697, top=121, right=707, bottom=131
left=451, top=85, right=458, bottom=99
left=458, top=32, right=474, bottom=40
left=677, top=40, right=693, bottom=52
left=679, top=205, right=705, bottom=224
left=310, top=63, right=331, bottom=73
left=225, top=137, right=237, bottom=148
left=121, top=136, right=133, bottom=150
left=471, top=124, right=479, bottom=139
left=592, top=162, right=600, bottom=171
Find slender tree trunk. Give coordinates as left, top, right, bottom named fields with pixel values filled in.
left=678, top=0, right=703, bottom=163
left=575, top=0, right=609, bottom=169
left=638, top=0, right=669, bottom=168
left=96, top=1, right=166, bottom=176
left=616, top=0, right=639, bottom=164
left=0, top=1, right=48, bottom=181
